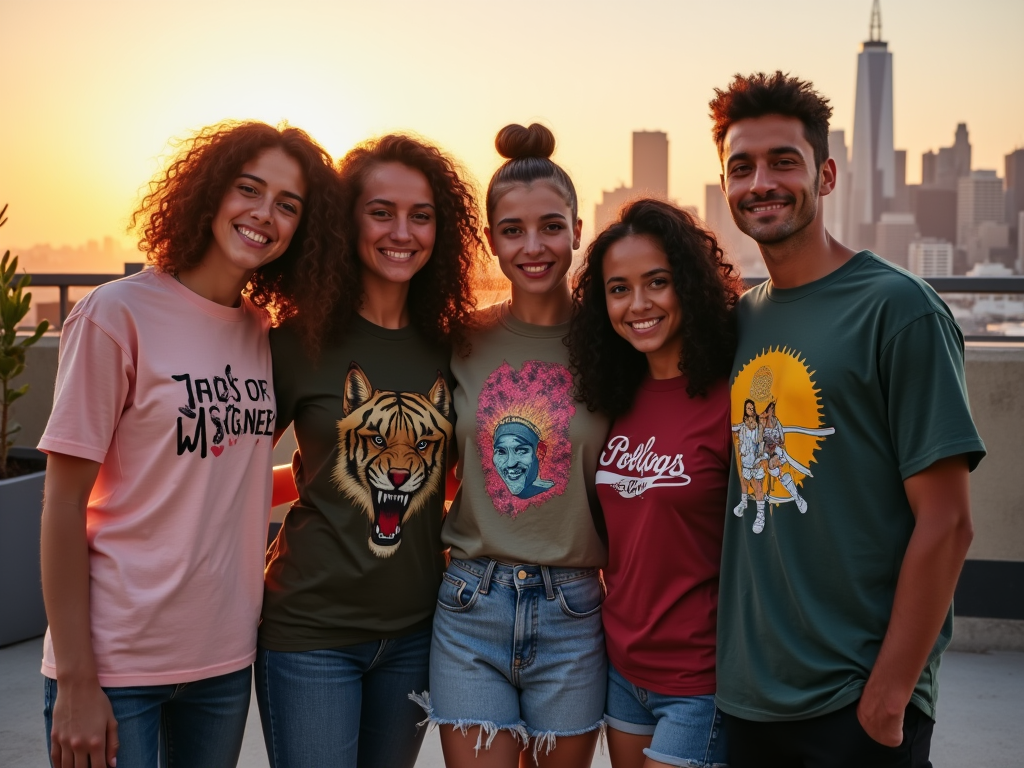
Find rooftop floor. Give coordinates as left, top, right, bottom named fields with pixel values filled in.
left=2, top=637, right=1020, bottom=767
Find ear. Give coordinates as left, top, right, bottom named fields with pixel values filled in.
left=484, top=226, right=496, bottom=255
left=818, top=157, right=838, bottom=197
left=720, top=172, right=726, bottom=194
left=343, top=362, right=373, bottom=416
left=427, top=371, right=452, bottom=421
left=572, top=218, right=583, bottom=250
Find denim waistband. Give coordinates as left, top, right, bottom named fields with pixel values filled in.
left=449, top=557, right=598, bottom=600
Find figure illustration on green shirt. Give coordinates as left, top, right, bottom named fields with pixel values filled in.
left=331, top=362, right=453, bottom=558
left=732, top=352, right=835, bottom=534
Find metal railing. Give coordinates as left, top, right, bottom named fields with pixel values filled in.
left=21, top=268, right=1024, bottom=341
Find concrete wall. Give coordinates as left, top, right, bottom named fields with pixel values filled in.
left=14, top=339, right=1024, bottom=648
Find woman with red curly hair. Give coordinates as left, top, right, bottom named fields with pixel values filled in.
left=38, top=121, right=344, bottom=768
left=566, top=198, right=742, bottom=768
left=256, top=134, right=480, bottom=768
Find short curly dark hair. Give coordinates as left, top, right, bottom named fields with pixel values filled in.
left=709, top=71, right=833, bottom=170
left=130, top=121, right=348, bottom=353
left=568, top=198, right=744, bottom=417
left=335, top=134, right=482, bottom=349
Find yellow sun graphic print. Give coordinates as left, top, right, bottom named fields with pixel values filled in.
left=731, top=347, right=835, bottom=534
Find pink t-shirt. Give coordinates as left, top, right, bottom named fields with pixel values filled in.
left=38, top=270, right=275, bottom=687
left=596, top=376, right=730, bottom=696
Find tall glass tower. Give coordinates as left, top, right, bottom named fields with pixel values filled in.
left=848, top=0, right=894, bottom=249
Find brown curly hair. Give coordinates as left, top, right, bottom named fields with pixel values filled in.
left=568, top=198, right=744, bottom=417
left=131, top=121, right=349, bottom=353
left=709, top=71, right=834, bottom=170
left=335, top=134, right=482, bottom=350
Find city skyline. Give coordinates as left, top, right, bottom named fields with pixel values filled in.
left=1, top=0, right=1022, bottom=255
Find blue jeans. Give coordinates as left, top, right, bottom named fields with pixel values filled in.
left=424, top=557, right=606, bottom=753
left=606, top=664, right=728, bottom=767
left=43, top=667, right=251, bottom=768
left=255, top=627, right=431, bottom=768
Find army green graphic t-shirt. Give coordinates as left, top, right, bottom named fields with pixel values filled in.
left=260, top=317, right=453, bottom=651
left=717, top=251, right=985, bottom=722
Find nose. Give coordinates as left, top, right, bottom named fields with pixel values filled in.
left=523, top=231, right=544, bottom=257
left=630, top=288, right=652, bottom=313
left=390, top=216, right=412, bottom=243
left=749, top=162, right=777, bottom=197
left=250, top=196, right=273, bottom=223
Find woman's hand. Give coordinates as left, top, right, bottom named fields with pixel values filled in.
left=49, top=677, right=118, bottom=767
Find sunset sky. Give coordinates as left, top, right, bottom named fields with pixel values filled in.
left=1, top=0, right=1022, bottom=255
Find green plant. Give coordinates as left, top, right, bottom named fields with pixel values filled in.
left=0, top=204, right=49, bottom=477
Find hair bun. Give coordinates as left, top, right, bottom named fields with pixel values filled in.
left=495, top=123, right=556, bottom=161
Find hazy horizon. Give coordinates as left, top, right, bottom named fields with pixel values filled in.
left=2, top=0, right=1022, bottom=259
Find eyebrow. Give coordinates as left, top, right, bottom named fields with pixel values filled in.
left=495, top=212, right=568, bottom=226
left=726, top=146, right=803, bottom=166
left=239, top=173, right=305, bottom=204
left=364, top=197, right=435, bottom=210
left=605, top=267, right=671, bottom=284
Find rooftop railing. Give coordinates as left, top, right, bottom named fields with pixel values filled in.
left=20, top=268, right=1024, bottom=342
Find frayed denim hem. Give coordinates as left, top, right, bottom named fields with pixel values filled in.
left=526, top=718, right=606, bottom=762
left=409, top=690, right=530, bottom=755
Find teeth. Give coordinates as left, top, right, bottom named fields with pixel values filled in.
left=630, top=318, right=660, bottom=330
left=382, top=249, right=413, bottom=260
left=237, top=226, right=269, bottom=244
left=521, top=264, right=549, bottom=274
left=395, top=525, right=401, bottom=534
left=750, top=203, right=786, bottom=213
left=377, top=491, right=411, bottom=505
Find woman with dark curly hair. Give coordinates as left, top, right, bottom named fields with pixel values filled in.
left=256, top=134, right=481, bottom=768
left=567, top=198, right=743, bottom=768
left=39, top=120, right=344, bottom=768
left=415, top=123, right=609, bottom=768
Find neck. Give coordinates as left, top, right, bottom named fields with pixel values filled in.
left=646, top=346, right=683, bottom=381
left=358, top=272, right=411, bottom=329
left=508, top=281, right=573, bottom=326
left=758, top=218, right=856, bottom=289
left=175, top=262, right=250, bottom=307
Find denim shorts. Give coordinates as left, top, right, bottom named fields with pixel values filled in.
left=419, top=557, right=606, bottom=754
left=605, top=664, right=728, bottom=768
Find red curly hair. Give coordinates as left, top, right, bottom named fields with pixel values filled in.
left=131, top=121, right=349, bottom=353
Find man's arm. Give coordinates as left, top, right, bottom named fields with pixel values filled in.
left=857, top=454, right=974, bottom=746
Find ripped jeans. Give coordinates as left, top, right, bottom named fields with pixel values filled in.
left=414, top=557, right=606, bottom=757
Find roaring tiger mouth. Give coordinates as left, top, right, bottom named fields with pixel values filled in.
left=371, top=489, right=412, bottom=547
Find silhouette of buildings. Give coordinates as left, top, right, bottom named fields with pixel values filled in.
left=594, top=131, right=669, bottom=233
left=703, top=184, right=765, bottom=278
left=875, top=212, right=918, bottom=269
left=909, top=238, right=954, bottom=277
left=826, top=130, right=849, bottom=242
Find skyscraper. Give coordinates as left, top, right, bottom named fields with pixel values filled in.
left=632, top=131, right=669, bottom=199
left=848, top=0, right=895, bottom=250
left=825, top=130, right=849, bottom=241
left=704, top=185, right=764, bottom=278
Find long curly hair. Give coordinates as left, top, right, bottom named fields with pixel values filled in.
left=335, top=134, right=481, bottom=349
left=130, top=121, right=349, bottom=353
left=568, top=198, right=744, bottom=417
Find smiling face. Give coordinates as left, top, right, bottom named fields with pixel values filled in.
left=205, top=147, right=306, bottom=280
left=603, top=234, right=684, bottom=379
left=721, top=114, right=831, bottom=245
left=355, top=162, right=436, bottom=290
left=485, top=182, right=582, bottom=300
left=492, top=433, right=537, bottom=496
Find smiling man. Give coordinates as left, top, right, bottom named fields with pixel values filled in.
left=709, top=72, right=986, bottom=767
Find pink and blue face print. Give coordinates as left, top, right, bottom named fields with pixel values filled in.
left=476, top=361, right=574, bottom=517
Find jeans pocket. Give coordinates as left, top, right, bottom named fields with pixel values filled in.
left=436, top=568, right=482, bottom=613
left=555, top=574, right=603, bottom=618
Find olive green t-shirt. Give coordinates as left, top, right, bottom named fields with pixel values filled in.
left=259, top=317, right=453, bottom=651
left=443, top=302, right=608, bottom=568
left=716, top=251, right=986, bottom=722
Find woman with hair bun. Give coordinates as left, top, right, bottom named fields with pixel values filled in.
left=256, top=134, right=480, bottom=768
left=567, top=198, right=743, bottom=768
left=39, top=120, right=344, bottom=768
left=416, top=123, right=609, bottom=768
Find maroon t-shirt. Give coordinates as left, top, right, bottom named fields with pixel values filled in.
left=596, top=375, right=730, bottom=696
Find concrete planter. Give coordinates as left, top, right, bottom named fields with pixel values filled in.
left=0, top=447, right=47, bottom=647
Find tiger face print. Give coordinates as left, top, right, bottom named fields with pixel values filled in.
left=331, top=362, right=453, bottom=558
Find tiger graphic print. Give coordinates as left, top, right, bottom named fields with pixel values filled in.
left=331, top=362, right=453, bottom=558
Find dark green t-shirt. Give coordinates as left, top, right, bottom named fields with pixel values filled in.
left=259, top=317, right=453, bottom=651
left=716, top=251, right=985, bottom=722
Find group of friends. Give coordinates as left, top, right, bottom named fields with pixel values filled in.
left=37, top=71, right=985, bottom=768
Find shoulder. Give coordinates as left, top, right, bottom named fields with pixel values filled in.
left=853, top=252, right=948, bottom=313
left=466, top=302, right=505, bottom=334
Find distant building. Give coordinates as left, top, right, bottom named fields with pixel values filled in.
left=922, top=124, right=972, bottom=190
left=704, top=184, right=765, bottom=278
left=966, top=221, right=1010, bottom=269
left=826, top=130, right=849, bottom=241
left=848, top=0, right=894, bottom=250
left=913, top=187, right=958, bottom=244
left=875, top=213, right=918, bottom=268
left=893, top=149, right=910, bottom=212
left=1018, top=211, right=1024, bottom=274
left=908, top=238, right=953, bottom=277
left=1006, top=149, right=1024, bottom=260
left=632, top=131, right=668, bottom=199
left=594, top=131, right=669, bottom=233
left=957, top=171, right=1005, bottom=254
